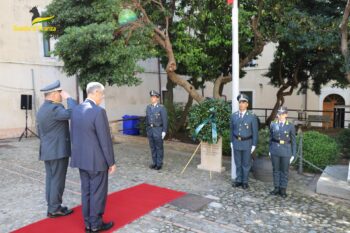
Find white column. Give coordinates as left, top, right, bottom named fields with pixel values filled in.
left=231, top=1, right=239, bottom=180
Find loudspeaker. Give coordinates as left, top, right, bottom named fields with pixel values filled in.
left=21, top=95, right=32, bottom=110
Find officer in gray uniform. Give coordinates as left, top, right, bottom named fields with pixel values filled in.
left=145, top=90, right=168, bottom=170
left=230, top=94, right=258, bottom=189
left=269, top=106, right=296, bottom=198
left=36, top=80, right=77, bottom=217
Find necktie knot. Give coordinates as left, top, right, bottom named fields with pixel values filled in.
left=239, top=113, right=243, bottom=118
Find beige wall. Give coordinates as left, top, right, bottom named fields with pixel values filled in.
left=0, top=0, right=78, bottom=139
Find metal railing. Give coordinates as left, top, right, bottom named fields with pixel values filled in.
left=251, top=107, right=350, bottom=128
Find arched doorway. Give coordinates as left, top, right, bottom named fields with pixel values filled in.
left=323, top=94, right=345, bottom=128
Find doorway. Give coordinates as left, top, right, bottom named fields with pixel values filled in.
left=323, top=94, right=345, bottom=128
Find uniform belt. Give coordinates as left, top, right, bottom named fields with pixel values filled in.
left=271, top=139, right=290, bottom=144
left=234, top=135, right=252, bottom=141
left=148, top=124, right=163, bottom=127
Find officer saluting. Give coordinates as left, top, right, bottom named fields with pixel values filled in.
left=230, top=94, right=258, bottom=189
left=269, top=106, right=296, bottom=198
left=36, top=80, right=77, bottom=217
left=146, top=90, right=168, bottom=170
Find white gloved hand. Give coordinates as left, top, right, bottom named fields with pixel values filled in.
left=290, top=156, right=295, bottom=164
left=230, top=142, right=233, bottom=149
left=251, top=146, right=256, bottom=154
left=269, top=152, right=271, bottom=158
left=162, top=132, right=166, bottom=139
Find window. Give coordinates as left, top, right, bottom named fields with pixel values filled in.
left=42, top=22, right=51, bottom=57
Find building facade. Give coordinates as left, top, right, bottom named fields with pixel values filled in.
left=1, top=0, right=349, bottom=139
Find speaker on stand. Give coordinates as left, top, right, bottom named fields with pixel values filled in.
left=19, top=94, right=38, bottom=141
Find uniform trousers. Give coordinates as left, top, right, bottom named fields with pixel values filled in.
left=271, top=155, right=290, bottom=188
left=44, top=157, right=69, bottom=213
left=234, top=149, right=251, bottom=184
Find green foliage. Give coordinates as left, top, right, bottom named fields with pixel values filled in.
left=299, top=131, right=340, bottom=172
left=164, top=102, right=185, bottom=137
left=336, top=129, right=350, bottom=158
left=188, top=99, right=231, bottom=144
left=255, top=127, right=270, bottom=157
left=45, top=0, right=155, bottom=88
left=222, top=130, right=231, bottom=156
left=265, top=1, right=348, bottom=95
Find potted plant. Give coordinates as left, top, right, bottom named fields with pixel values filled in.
left=252, top=126, right=273, bottom=182
left=188, top=99, right=231, bottom=172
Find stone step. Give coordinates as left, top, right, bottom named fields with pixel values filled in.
left=316, top=165, right=350, bottom=200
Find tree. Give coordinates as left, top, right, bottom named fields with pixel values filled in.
left=340, top=0, right=350, bottom=84
left=45, top=0, right=155, bottom=88
left=45, top=0, right=269, bottom=102
left=265, top=1, right=349, bottom=124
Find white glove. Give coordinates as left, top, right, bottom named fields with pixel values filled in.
left=269, top=152, right=271, bottom=158
left=230, top=142, right=233, bottom=149
left=162, top=132, right=166, bottom=139
left=290, top=156, right=295, bottom=164
left=251, top=146, right=256, bottom=154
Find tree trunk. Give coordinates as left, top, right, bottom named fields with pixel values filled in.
left=265, top=85, right=294, bottom=126
left=175, top=94, right=193, bottom=132
left=163, top=76, right=176, bottom=138
left=167, top=71, right=205, bottom=103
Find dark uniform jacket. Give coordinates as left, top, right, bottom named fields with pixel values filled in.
left=269, top=120, right=297, bottom=157
left=36, top=98, right=77, bottom=161
left=145, top=104, right=168, bottom=137
left=230, top=111, right=259, bottom=150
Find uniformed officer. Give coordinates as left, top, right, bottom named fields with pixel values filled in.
left=269, top=106, right=296, bottom=198
left=36, top=80, right=77, bottom=217
left=230, top=94, right=258, bottom=189
left=145, top=90, right=168, bottom=170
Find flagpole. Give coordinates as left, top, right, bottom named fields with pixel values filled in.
left=231, top=0, right=239, bottom=180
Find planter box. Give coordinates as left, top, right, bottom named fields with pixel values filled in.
left=252, top=156, right=273, bottom=182
left=197, top=138, right=225, bottom=173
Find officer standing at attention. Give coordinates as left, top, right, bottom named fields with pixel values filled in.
left=36, top=80, right=77, bottom=217
left=230, top=94, right=258, bottom=189
left=146, top=90, right=168, bottom=170
left=269, top=106, right=296, bottom=198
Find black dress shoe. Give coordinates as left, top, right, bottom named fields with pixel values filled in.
left=155, top=165, right=162, bottom=170
left=242, top=183, right=249, bottom=189
left=47, top=207, right=73, bottom=218
left=149, top=164, right=156, bottom=169
left=91, top=221, right=114, bottom=232
left=280, top=188, right=287, bottom=198
left=232, top=182, right=242, bottom=188
left=270, top=187, right=280, bottom=195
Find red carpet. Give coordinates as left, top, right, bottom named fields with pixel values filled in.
left=12, top=183, right=186, bottom=233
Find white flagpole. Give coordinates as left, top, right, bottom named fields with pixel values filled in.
left=231, top=0, right=239, bottom=180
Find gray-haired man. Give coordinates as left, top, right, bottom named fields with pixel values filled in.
left=71, top=82, right=116, bottom=232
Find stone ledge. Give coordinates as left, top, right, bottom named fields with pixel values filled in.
left=316, top=165, right=350, bottom=200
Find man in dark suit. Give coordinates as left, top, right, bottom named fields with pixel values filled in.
left=230, top=94, right=259, bottom=189
left=70, top=82, right=116, bottom=233
left=36, top=80, right=77, bottom=217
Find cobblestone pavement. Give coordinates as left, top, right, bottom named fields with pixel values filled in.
left=0, top=136, right=349, bottom=233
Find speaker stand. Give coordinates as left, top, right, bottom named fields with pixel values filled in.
left=19, top=108, right=39, bottom=141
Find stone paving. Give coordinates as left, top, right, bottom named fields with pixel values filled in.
left=0, top=136, right=350, bottom=233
